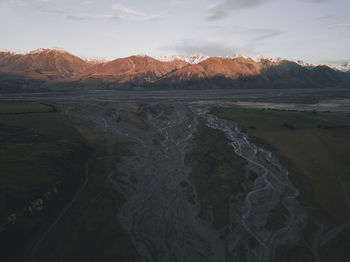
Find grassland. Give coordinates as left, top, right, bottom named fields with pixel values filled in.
left=0, top=102, right=91, bottom=262
left=0, top=102, right=147, bottom=262
left=186, top=121, right=247, bottom=229
left=216, top=108, right=350, bottom=222
left=35, top=119, right=138, bottom=262
left=0, top=102, right=51, bottom=114
left=2, top=102, right=349, bottom=262
left=215, top=108, right=350, bottom=262
left=0, top=110, right=84, bottom=195
left=0, top=101, right=139, bottom=262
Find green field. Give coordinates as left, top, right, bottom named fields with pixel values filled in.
left=186, top=121, right=247, bottom=229
left=0, top=109, right=83, bottom=194
left=2, top=102, right=350, bottom=262
left=35, top=119, right=138, bottom=262
left=216, top=108, right=342, bottom=131
left=0, top=102, right=50, bottom=114
left=216, top=108, right=350, bottom=223
left=216, top=108, right=350, bottom=262
left=0, top=102, right=91, bottom=262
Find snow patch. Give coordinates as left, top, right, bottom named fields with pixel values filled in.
left=153, top=52, right=350, bottom=72
left=0, top=49, right=26, bottom=55
left=326, top=63, right=350, bottom=72
left=29, top=47, right=69, bottom=54
left=226, top=54, right=249, bottom=60
left=1, top=47, right=349, bottom=72
left=85, top=58, right=110, bottom=64
left=153, top=54, right=209, bottom=64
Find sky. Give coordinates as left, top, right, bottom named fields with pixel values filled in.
left=0, top=0, right=349, bottom=64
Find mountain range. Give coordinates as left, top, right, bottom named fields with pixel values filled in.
left=0, top=47, right=349, bottom=92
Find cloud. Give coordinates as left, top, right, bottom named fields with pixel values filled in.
left=328, top=24, right=350, bottom=29
left=63, top=13, right=101, bottom=21
left=169, top=0, right=188, bottom=5
left=16, top=0, right=50, bottom=7
left=316, top=15, right=335, bottom=20
left=31, top=7, right=103, bottom=21
left=160, top=39, right=253, bottom=56
left=320, top=59, right=350, bottom=65
left=82, top=0, right=93, bottom=5
left=242, top=28, right=284, bottom=40
left=16, top=1, right=163, bottom=22
left=111, top=3, right=163, bottom=21
left=207, top=0, right=271, bottom=21
left=200, top=25, right=284, bottom=41
left=207, top=0, right=327, bottom=21
left=112, top=3, right=144, bottom=17
left=301, top=0, right=327, bottom=3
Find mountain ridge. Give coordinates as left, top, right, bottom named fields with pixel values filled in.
left=0, top=47, right=91, bottom=79
left=0, top=47, right=349, bottom=92
left=1, top=47, right=349, bottom=71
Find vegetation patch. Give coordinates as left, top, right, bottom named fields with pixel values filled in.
left=186, top=121, right=247, bottom=229
left=215, top=107, right=350, bottom=262
left=35, top=122, right=138, bottom=262
left=0, top=102, right=91, bottom=262
left=0, top=102, right=51, bottom=114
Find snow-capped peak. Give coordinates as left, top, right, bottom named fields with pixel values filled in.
left=226, top=54, right=250, bottom=60
left=0, top=48, right=27, bottom=55
left=1, top=46, right=349, bottom=73
left=29, top=47, right=69, bottom=54
left=185, top=54, right=209, bottom=64
left=153, top=54, right=209, bottom=64
left=296, top=60, right=317, bottom=69
left=251, top=54, right=287, bottom=63
left=252, top=54, right=269, bottom=62
left=325, top=63, right=350, bottom=72
left=153, top=55, right=185, bottom=62
left=253, top=54, right=283, bottom=63
left=85, top=58, right=110, bottom=65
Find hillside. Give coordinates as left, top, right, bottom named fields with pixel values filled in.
left=0, top=47, right=349, bottom=92
left=159, top=57, right=262, bottom=82
left=0, top=48, right=91, bottom=80
left=74, top=55, right=188, bottom=85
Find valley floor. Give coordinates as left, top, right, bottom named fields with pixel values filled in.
left=1, top=89, right=350, bottom=262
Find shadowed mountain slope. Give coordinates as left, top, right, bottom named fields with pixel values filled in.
left=0, top=48, right=349, bottom=92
